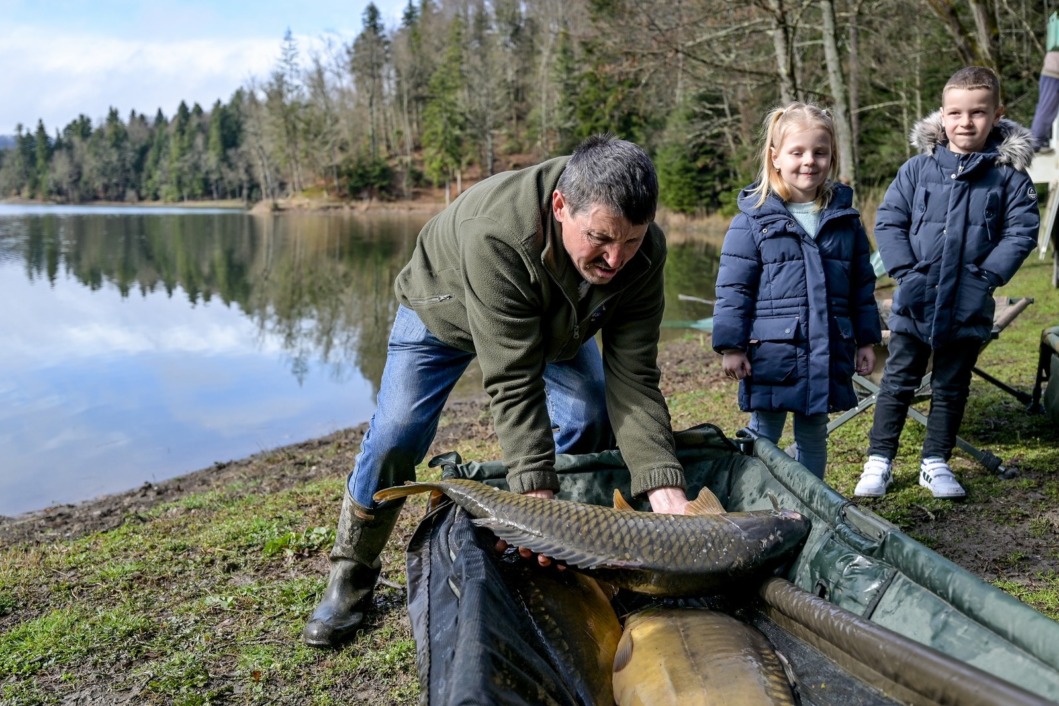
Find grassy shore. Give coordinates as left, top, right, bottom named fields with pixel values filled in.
left=2, top=255, right=1057, bottom=705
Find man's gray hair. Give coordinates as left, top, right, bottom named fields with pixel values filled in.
left=556, top=134, right=658, bottom=225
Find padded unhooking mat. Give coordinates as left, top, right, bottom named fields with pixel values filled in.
left=402, top=424, right=1059, bottom=706
left=406, top=499, right=615, bottom=706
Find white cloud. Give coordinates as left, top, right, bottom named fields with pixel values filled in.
left=0, top=26, right=280, bottom=131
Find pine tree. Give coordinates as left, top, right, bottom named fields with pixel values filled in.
left=422, top=14, right=467, bottom=202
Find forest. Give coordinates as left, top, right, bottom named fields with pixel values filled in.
left=0, top=0, right=1052, bottom=214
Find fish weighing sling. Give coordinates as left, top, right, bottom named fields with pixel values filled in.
left=373, top=479, right=811, bottom=597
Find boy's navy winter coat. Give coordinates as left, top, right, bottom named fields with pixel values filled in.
left=713, top=183, right=881, bottom=415
left=875, top=113, right=1039, bottom=347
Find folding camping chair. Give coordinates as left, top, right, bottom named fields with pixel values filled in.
left=827, top=296, right=1035, bottom=478
left=1031, top=324, right=1059, bottom=422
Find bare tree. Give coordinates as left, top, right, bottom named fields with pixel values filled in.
left=821, top=0, right=855, bottom=184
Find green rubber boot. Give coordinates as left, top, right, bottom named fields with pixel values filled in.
left=301, top=492, right=403, bottom=648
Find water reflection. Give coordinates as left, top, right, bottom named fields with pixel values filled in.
left=0, top=207, right=430, bottom=516
left=0, top=206, right=722, bottom=516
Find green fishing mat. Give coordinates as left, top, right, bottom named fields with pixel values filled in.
left=403, top=423, right=1059, bottom=705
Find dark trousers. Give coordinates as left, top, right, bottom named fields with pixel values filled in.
left=868, top=332, right=981, bottom=461
left=1032, top=74, right=1059, bottom=148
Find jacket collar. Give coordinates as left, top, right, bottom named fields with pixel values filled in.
left=910, top=110, right=1035, bottom=171
left=736, top=182, right=855, bottom=225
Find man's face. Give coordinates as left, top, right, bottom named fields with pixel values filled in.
left=552, top=191, right=648, bottom=286
left=942, top=87, right=1003, bottom=155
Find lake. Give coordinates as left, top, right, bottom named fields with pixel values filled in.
left=0, top=204, right=721, bottom=516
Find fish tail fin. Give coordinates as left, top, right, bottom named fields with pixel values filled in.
left=686, top=487, right=726, bottom=515
left=613, top=488, right=636, bottom=511
left=372, top=482, right=435, bottom=503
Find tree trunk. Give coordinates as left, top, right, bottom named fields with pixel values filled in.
left=764, top=0, right=798, bottom=103
left=820, top=0, right=855, bottom=185
left=847, top=0, right=862, bottom=171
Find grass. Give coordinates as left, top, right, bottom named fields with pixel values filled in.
left=1, top=254, right=1057, bottom=704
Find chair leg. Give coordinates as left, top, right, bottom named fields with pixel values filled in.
left=1030, top=340, right=1050, bottom=414
left=971, top=366, right=1034, bottom=406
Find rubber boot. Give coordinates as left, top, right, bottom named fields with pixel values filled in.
left=301, top=492, right=403, bottom=648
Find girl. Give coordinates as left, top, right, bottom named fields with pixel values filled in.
left=712, top=103, right=881, bottom=479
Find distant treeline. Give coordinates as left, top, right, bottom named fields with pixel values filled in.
left=0, top=1, right=1049, bottom=214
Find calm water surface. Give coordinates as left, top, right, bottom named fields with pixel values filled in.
left=0, top=204, right=721, bottom=516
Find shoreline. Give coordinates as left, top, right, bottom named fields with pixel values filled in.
left=0, top=390, right=493, bottom=546
left=0, top=424, right=363, bottom=536
left=1, top=193, right=450, bottom=216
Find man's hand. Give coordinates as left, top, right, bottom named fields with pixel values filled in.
left=722, top=350, right=752, bottom=380
left=646, top=486, right=690, bottom=515
left=855, top=344, right=876, bottom=376
left=495, top=488, right=563, bottom=568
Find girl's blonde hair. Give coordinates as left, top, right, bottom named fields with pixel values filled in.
left=750, top=102, right=840, bottom=209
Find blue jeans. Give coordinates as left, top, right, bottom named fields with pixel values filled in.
left=349, top=305, right=612, bottom=508
left=750, top=410, right=830, bottom=479
left=867, top=332, right=980, bottom=461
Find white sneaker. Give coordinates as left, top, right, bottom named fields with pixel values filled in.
left=919, top=458, right=966, bottom=499
left=854, top=456, right=893, bottom=497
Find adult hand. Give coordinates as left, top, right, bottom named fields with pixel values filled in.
left=646, top=486, right=690, bottom=515
left=855, top=344, right=876, bottom=376
left=722, top=351, right=752, bottom=380
left=494, top=488, right=564, bottom=568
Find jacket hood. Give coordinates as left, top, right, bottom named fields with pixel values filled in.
left=909, top=110, right=1035, bottom=171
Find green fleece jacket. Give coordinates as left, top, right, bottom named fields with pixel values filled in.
left=394, top=156, right=686, bottom=498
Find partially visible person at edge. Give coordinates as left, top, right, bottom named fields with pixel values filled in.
left=1030, top=10, right=1059, bottom=152
left=302, top=134, right=692, bottom=648
left=854, top=66, right=1039, bottom=500
left=711, top=102, right=881, bottom=481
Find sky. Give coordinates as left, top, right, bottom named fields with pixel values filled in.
left=0, top=0, right=409, bottom=136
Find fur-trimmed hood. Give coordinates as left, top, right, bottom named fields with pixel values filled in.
left=909, top=110, right=1035, bottom=172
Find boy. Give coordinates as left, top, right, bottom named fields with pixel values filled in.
left=854, top=66, right=1039, bottom=499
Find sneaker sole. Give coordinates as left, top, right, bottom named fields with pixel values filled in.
left=918, top=478, right=966, bottom=499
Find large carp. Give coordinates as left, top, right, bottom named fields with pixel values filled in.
left=373, top=479, right=811, bottom=597
left=500, top=562, right=622, bottom=706
left=612, top=608, right=797, bottom=705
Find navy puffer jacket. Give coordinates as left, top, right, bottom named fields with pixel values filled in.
left=875, top=113, right=1039, bottom=347
left=712, top=183, right=881, bottom=415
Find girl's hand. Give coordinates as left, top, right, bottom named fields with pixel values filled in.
left=722, top=351, right=752, bottom=380
left=855, top=344, right=876, bottom=376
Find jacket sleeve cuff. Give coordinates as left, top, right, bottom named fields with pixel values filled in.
left=506, top=469, right=560, bottom=495
left=983, top=271, right=1003, bottom=288
left=630, top=465, right=687, bottom=498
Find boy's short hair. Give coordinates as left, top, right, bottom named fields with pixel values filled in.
left=943, top=66, right=1002, bottom=107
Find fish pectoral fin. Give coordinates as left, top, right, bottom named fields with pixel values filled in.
left=776, top=648, right=799, bottom=691
left=612, top=631, right=634, bottom=673
left=686, top=487, right=726, bottom=515
left=767, top=492, right=781, bottom=512
left=473, top=519, right=611, bottom=569
left=612, top=489, right=636, bottom=511
left=373, top=481, right=433, bottom=504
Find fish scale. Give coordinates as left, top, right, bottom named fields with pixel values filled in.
left=375, top=478, right=811, bottom=597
